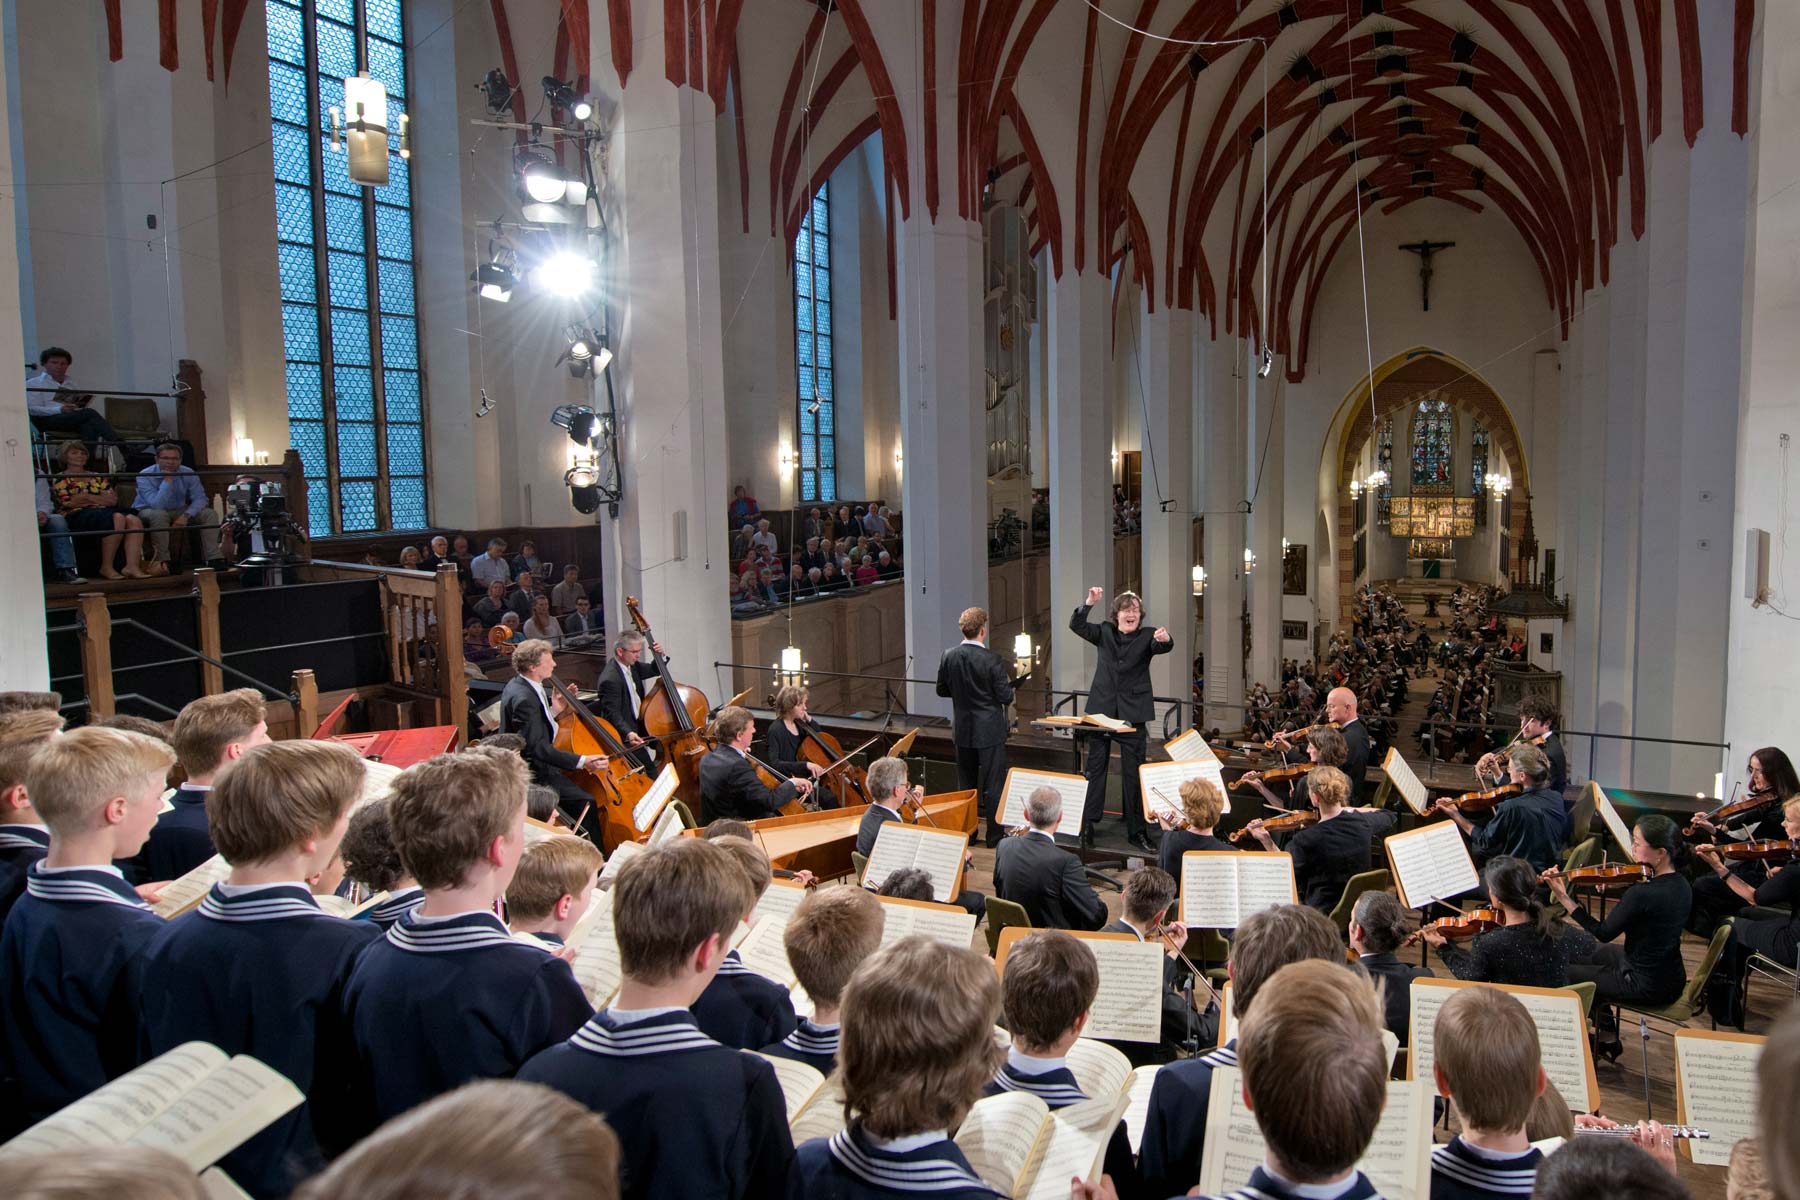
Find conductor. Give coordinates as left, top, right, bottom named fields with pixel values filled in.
left=1070, top=586, right=1172, bottom=852
left=935, top=606, right=1020, bottom=847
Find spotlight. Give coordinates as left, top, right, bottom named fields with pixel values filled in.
left=530, top=251, right=596, bottom=297
left=477, top=68, right=514, bottom=114
left=565, top=463, right=598, bottom=489
left=551, top=404, right=599, bottom=445
left=564, top=466, right=601, bottom=514
left=516, top=149, right=568, bottom=204
left=1258, top=346, right=1274, bottom=378
left=557, top=327, right=613, bottom=379
left=543, top=76, right=593, bottom=121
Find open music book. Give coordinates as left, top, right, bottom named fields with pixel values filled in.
left=356, top=758, right=403, bottom=811
left=1164, top=729, right=1220, bottom=764
left=1122, top=1064, right=1160, bottom=1154
left=597, top=840, right=645, bottom=888
left=647, top=801, right=686, bottom=847
left=1673, top=1029, right=1763, bottom=1165
left=1178, top=852, right=1297, bottom=929
left=753, top=1052, right=849, bottom=1141
left=955, top=1090, right=1127, bottom=1200
left=998, top=769, right=1088, bottom=836
left=876, top=894, right=979, bottom=950
left=1198, top=1068, right=1433, bottom=1200
left=1139, top=759, right=1229, bottom=823
left=997, top=929, right=1167, bottom=1044
left=1382, top=748, right=1432, bottom=816
left=0, top=1042, right=303, bottom=1170
left=1383, top=821, right=1479, bottom=910
left=152, top=855, right=234, bottom=919
left=566, top=895, right=624, bottom=1006
left=1039, top=713, right=1132, bottom=733
left=1591, top=784, right=1635, bottom=859
left=632, top=765, right=680, bottom=834
left=861, top=821, right=969, bottom=902
left=1408, top=979, right=1598, bottom=1112
left=314, top=891, right=384, bottom=919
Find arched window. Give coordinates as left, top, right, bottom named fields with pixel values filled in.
left=1376, top=418, right=1393, bottom=526
left=1471, top=420, right=1489, bottom=527
left=794, top=182, right=836, bottom=503
left=266, top=0, right=426, bottom=537
left=1411, top=398, right=1453, bottom=488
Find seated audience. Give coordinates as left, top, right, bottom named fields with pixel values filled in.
left=136, top=688, right=271, bottom=884
left=506, top=571, right=539, bottom=618
left=853, top=555, right=879, bottom=586
left=470, top=538, right=512, bottom=590
left=876, top=548, right=899, bottom=578
left=0, top=726, right=175, bottom=1126
left=729, top=484, right=760, bottom=526
left=518, top=838, right=794, bottom=1200
left=35, top=474, right=83, bottom=584
left=51, top=441, right=144, bottom=579
left=562, top=593, right=602, bottom=646
left=462, top=616, right=499, bottom=665
left=759, top=884, right=884, bottom=1073
left=26, top=346, right=122, bottom=457
left=993, top=784, right=1106, bottom=929
left=506, top=834, right=603, bottom=949
left=497, top=612, right=524, bottom=643
left=794, top=938, right=1003, bottom=1199
left=523, top=594, right=564, bottom=647
left=134, top=443, right=224, bottom=570
left=551, top=564, right=586, bottom=613
left=139, top=740, right=379, bottom=1196
left=509, top=538, right=543, bottom=580
left=751, top=518, right=778, bottom=556
left=473, top=579, right=512, bottom=627
left=294, top=1080, right=622, bottom=1200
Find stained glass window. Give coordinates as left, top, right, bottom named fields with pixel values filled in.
left=1471, top=419, right=1489, bottom=528
left=1411, top=397, right=1453, bottom=488
left=266, top=0, right=427, bottom=537
left=795, top=182, right=836, bottom=503
left=1376, top=418, right=1393, bottom=526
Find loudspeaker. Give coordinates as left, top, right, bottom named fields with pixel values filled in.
left=672, top=509, right=687, bottom=562
left=1745, top=527, right=1770, bottom=602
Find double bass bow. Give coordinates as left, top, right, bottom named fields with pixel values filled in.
left=623, top=596, right=713, bottom=815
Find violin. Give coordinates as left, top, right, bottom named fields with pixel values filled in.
left=1406, top=908, right=1502, bottom=945
left=1443, top=782, right=1522, bottom=812
left=1229, top=809, right=1319, bottom=844
left=1548, top=863, right=1652, bottom=891
left=1230, top=763, right=1311, bottom=792
left=1683, top=785, right=1778, bottom=838
left=545, top=675, right=655, bottom=852
left=1701, top=839, right=1795, bottom=863
left=623, top=596, right=713, bottom=815
left=1261, top=722, right=1338, bottom=750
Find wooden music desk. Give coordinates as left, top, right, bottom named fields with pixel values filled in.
left=692, top=791, right=978, bottom=880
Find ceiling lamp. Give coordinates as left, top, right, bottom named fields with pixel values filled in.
left=1012, top=631, right=1035, bottom=668
left=775, top=644, right=809, bottom=689
left=328, top=73, right=391, bottom=187
left=1243, top=548, right=1257, bottom=575
left=1485, top=471, right=1511, bottom=497
left=1191, top=564, right=1207, bottom=596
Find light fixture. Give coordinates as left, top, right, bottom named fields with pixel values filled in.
left=477, top=68, right=515, bottom=114
left=397, top=113, right=411, bottom=159
left=529, top=251, right=596, bottom=297
left=1013, top=632, right=1035, bottom=666
left=1485, top=471, right=1511, bottom=497
left=341, top=73, right=390, bottom=187
left=1242, top=548, right=1257, bottom=575
left=778, top=445, right=797, bottom=474
left=1349, top=477, right=1364, bottom=498
left=1110, top=449, right=1120, bottom=469
left=551, top=404, right=599, bottom=445
left=1191, top=564, right=1207, bottom=596
left=542, top=76, right=593, bottom=122
left=1366, top=467, right=1389, bottom=489
left=557, top=326, right=612, bottom=378
left=564, top=464, right=601, bottom=514
left=1258, top=346, right=1274, bottom=378
left=517, top=149, right=569, bottom=204
left=234, top=437, right=255, bottom=466
left=775, top=644, right=809, bottom=688
left=470, top=241, right=519, bottom=302
left=255, top=451, right=270, bottom=466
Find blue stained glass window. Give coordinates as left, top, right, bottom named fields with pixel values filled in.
left=792, top=180, right=835, bottom=503
left=1471, top=420, right=1489, bottom=528
left=1411, top=397, right=1453, bottom=488
left=269, top=0, right=426, bottom=535
left=800, top=435, right=817, bottom=469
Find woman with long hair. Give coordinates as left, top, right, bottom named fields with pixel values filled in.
left=1423, top=855, right=1570, bottom=988
left=1702, top=794, right=1800, bottom=1026
left=1689, top=746, right=1799, bottom=934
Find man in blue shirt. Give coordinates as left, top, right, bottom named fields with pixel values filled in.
left=134, top=443, right=222, bottom=569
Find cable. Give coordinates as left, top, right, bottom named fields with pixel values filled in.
left=1342, top=0, right=1380, bottom=465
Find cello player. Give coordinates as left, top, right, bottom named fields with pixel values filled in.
left=500, top=640, right=608, bottom=836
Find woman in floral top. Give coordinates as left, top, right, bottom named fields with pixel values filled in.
left=52, top=441, right=145, bottom=578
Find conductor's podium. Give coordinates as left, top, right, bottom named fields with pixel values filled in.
left=689, top=791, right=978, bottom=880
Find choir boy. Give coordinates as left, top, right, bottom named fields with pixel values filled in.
left=336, top=797, right=422, bottom=929
left=138, top=740, right=380, bottom=1197
left=794, top=937, right=1004, bottom=1198
left=0, top=727, right=174, bottom=1127
left=690, top=835, right=800, bottom=1049
left=1427, top=986, right=1548, bottom=1199
left=136, top=688, right=269, bottom=882
left=759, top=884, right=884, bottom=1073
left=0, top=710, right=63, bottom=924
left=506, top=834, right=603, bottom=948
left=517, top=839, right=796, bottom=1200
left=1137, top=903, right=1344, bottom=1199
left=987, top=930, right=1138, bottom=1194
left=340, top=749, right=592, bottom=1135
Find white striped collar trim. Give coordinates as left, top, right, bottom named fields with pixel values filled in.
left=783, top=1019, right=840, bottom=1054
left=716, top=948, right=754, bottom=975
left=386, top=910, right=518, bottom=953
left=569, top=1011, right=720, bottom=1058
left=0, top=826, right=50, bottom=852
left=1431, top=1142, right=1540, bottom=1193
left=367, top=887, right=424, bottom=926
left=1201, top=1043, right=1239, bottom=1068
left=991, top=1064, right=1088, bottom=1107
left=199, top=883, right=327, bottom=923
left=23, top=863, right=149, bottom=909
left=826, top=1127, right=997, bottom=1194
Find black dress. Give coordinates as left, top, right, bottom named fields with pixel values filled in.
left=1156, top=829, right=1233, bottom=882
left=1286, top=810, right=1396, bottom=913
left=1434, top=922, right=1573, bottom=989
left=1709, top=865, right=1800, bottom=1025
left=1565, top=872, right=1693, bottom=1013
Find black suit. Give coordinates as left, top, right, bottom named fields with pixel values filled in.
left=1289, top=717, right=1371, bottom=802
left=595, top=657, right=659, bottom=770
left=500, top=675, right=590, bottom=821
left=1357, top=952, right=1432, bottom=1046
left=993, top=831, right=1106, bottom=930
left=697, top=747, right=796, bottom=825
left=857, top=804, right=985, bottom=919
left=1101, top=918, right=1217, bottom=1060
left=935, top=640, right=1016, bottom=845
left=1070, top=604, right=1173, bottom=837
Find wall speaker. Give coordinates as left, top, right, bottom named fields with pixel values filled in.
left=1746, top=527, right=1770, bottom=602
left=672, top=509, right=687, bottom=562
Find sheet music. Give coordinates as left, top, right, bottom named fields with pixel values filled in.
left=199, top=1167, right=254, bottom=1200
left=1020, top=1113, right=1112, bottom=1200
left=0, top=1042, right=228, bottom=1156
left=1382, top=749, right=1430, bottom=816
left=1079, top=938, right=1167, bottom=1043
left=1064, top=1037, right=1133, bottom=1104
left=754, top=879, right=811, bottom=926
left=130, top=1056, right=304, bottom=1170
left=1673, top=1030, right=1763, bottom=1166
left=998, top=769, right=1087, bottom=836
left=648, top=803, right=684, bottom=846
left=1122, top=1066, right=1161, bottom=1154
left=522, top=818, right=561, bottom=847
left=1592, top=786, right=1635, bottom=859
left=354, top=759, right=403, bottom=812
left=597, top=840, right=645, bottom=888
left=1083, top=713, right=1131, bottom=732
left=876, top=897, right=978, bottom=950
left=956, top=1092, right=1048, bottom=1194
left=153, top=855, right=233, bottom=918
left=1408, top=980, right=1596, bottom=1112
left=734, top=916, right=796, bottom=985
left=1164, top=730, right=1219, bottom=763
left=1199, top=1070, right=1432, bottom=1200
left=1383, top=822, right=1479, bottom=909
left=862, top=822, right=969, bottom=903
left=632, top=765, right=680, bottom=832
left=1179, top=852, right=1296, bottom=928
left=1139, top=759, right=1230, bottom=821
left=751, top=1052, right=827, bottom=1123
left=568, top=906, right=624, bottom=1006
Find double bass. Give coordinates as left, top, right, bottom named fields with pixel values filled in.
left=546, top=675, right=655, bottom=852
left=623, top=596, right=713, bottom=814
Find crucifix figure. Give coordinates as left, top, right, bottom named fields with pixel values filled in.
left=1398, top=239, right=1455, bottom=311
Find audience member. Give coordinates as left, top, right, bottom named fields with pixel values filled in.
left=473, top=579, right=511, bottom=626
left=134, top=443, right=223, bottom=570
left=35, top=473, right=83, bottom=584
left=551, top=565, right=586, bottom=614
left=25, top=345, right=120, bottom=449
left=729, top=484, right=760, bottom=526
left=51, top=441, right=144, bottom=579
left=509, top=538, right=543, bottom=580
left=523, top=594, right=564, bottom=646
left=470, top=538, right=512, bottom=589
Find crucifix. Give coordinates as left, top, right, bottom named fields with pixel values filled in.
left=1398, top=239, right=1455, bottom=311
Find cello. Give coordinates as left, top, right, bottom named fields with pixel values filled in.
left=546, top=675, right=656, bottom=852
left=623, top=596, right=713, bottom=816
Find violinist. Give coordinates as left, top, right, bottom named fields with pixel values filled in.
left=1432, top=745, right=1564, bottom=875
left=1155, top=776, right=1232, bottom=880
left=1238, top=726, right=1347, bottom=814
left=766, top=685, right=829, bottom=798
left=1244, top=765, right=1395, bottom=913
left=696, top=706, right=812, bottom=824
left=1421, top=856, right=1571, bottom=989
left=1273, top=687, right=1369, bottom=803
left=1100, top=866, right=1216, bottom=1062
left=1475, top=697, right=1566, bottom=799
left=1702, top=794, right=1800, bottom=1027
left=594, top=631, right=662, bottom=772
left=1543, top=814, right=1693, bottom=1061
left=498, top=640, right=608, bottom=834
left=1688, top=747, right=1798, bottom=935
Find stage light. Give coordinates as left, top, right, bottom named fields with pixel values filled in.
left=566, top=466, right=601, bottom=515
left=519, top=153, right=569, bottom=204
left=477, top=68, right=514, bottom=114
left=543, top=77, right=593, bottom=121
left=1258, top=346, right=1274, bottom=378
left=530, top=252, right=596, bottom=297
left=471, top=263, right=516, bottom=302
left=551, top=404, right=600, bottom=445
left=565, top=463, right=598, bottom=489
left=557, top=327, right=612, bottom=379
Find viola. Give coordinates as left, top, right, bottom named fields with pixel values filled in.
left=1705, top=839, right=1796, bottom=863
left=1684, top=786, right=1779, bottom=838
left=545, top=675, right=655, bottom=852
left=1406, top=908, right=1502, bottom=945
left=1229, top=809, right=1319, bottom=844
left=1551, top=863, right=1652, bottom=891
left=623, top=596, right=713, bottom=815
left=1229, top=763, right=1312, bottom=792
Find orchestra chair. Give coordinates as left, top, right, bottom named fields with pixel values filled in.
left=1566, top=784, right=1597, bottom=846
left=1327, top=869, right=1393, bottom=936
left=1744, top=952, right=1798, bottom=1018
left=1568, top=980, right=1596, bottom=1015
left=983, top=897, right=1031, bottom=957
left=1612, top=921, right=1734, bottom=1117
left=1546, top=838, right=1603, bottom=924
left=851, top=851, right=868, bottom=882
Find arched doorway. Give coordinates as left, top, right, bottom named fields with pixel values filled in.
left=1323, top=349, right=1531, bottom=625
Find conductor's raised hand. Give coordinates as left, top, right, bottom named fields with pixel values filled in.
left=1153, top=626, right=1171, bottom=643
left=1085, top=586, right=1105, bottom=606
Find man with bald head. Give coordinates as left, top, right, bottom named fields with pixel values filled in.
left=1275, top=686, right=1369, bottom=803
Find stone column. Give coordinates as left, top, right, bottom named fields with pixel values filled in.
left=1202, top=337, right=1246, bottom=725
left=1137, top=305, right=1195, bottom=713
left=1246, top=358, right=1283, bottom=689
left=1046, top=268, right=1113, bottom=701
